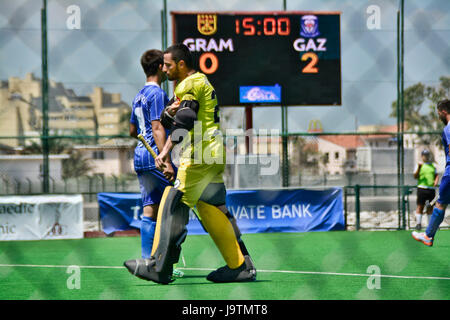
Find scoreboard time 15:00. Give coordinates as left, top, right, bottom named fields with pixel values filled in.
left=173, top=12, right=341, bottom=106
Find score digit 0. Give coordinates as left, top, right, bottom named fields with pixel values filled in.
left=199, top=52, right=219, bottom=74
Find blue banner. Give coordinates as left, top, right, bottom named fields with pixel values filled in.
left=98, top=193, right=143, bottom=235
left=97, top=188, right=344, bottom=235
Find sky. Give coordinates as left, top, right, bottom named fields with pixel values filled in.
left=0, top=0, right=449, bottom=133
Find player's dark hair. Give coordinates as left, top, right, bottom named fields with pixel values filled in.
left=140, top=49, right=163, bottom=77
left=164, top=43, right=193, bottom=69
left=437, top=99, right=450, bottom=113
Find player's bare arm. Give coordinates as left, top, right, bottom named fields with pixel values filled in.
left=155, top=137, right=174, bottom=172
left=129, top=122, right=138, bottom=139
left=152, top=119, right=175, bottom=181
left=152, top=120, right=166, bottom=153
left=414, top=163, right=421, bottom=179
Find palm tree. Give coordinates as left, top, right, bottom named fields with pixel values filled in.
left=21, top=138, right=67, bottom=154
left=62, top=150, right=93, bottom=179
left=20, top=136, right=92, bottom=178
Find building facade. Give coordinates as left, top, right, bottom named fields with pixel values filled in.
left=0, top=73, right=130, bottom=148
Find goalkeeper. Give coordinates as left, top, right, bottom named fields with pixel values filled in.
left=124, top=44, right=256, bottom=284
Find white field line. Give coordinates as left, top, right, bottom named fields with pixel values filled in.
left=0, top=264, right=449, bottom=281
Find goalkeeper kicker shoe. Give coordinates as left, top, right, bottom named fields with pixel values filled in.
left=412, top=231, right=433, bottom=247
left=207, top=256, right=256, bottom=283
left=124, top=257, right=174, bottom=284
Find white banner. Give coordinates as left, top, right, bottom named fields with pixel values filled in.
left=0, top=195, right=83, bottom=240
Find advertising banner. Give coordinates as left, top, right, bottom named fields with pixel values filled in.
left=98, top=188, right=344, bottom=235
left=0, top=195, right=84, bottom=240
left=98, top=193, right=143, bottom=235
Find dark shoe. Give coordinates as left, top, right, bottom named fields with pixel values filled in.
left=207, top=256, right=256, bottom=283
left=124, top=257, right=174, bottom=284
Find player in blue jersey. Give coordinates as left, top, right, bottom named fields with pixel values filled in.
left=413, top=99, right=450, bottom=247
left=128, top=49, right=182, bottom=276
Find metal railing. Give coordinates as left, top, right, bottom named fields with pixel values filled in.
left=2, top=177, right=449, bottom=231
left=344, top=184, right=450, bottom=231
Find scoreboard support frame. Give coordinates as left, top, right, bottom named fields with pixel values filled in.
left=245, top=105, right=253, bottom=155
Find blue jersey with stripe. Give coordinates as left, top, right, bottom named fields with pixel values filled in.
left=130, top=83, right=169, bottom=172
left=442, top=123, right=450, bottom=176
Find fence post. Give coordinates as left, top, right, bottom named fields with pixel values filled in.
left=88, top=176, right=93, bottom=202
left=401, top=185, right=408, bottom=230
left=3, top=178, right=10, bottom=194
left=26, top=178, right=32, bottom=194
left=14, top=179, right=21, bottom=194
left=113, top=175, right=118, bottom=192
left=49, top=176, right=55, bottom=193
left=101, top=175, right=105, bottom=191
left=373, top=173, right=377, bottom=196
left=344, top=186, right=348, bottom=230
left=355, top=184, right=360, bottom=231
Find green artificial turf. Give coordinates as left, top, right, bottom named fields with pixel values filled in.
left=0, top=230, right=449, bottom=300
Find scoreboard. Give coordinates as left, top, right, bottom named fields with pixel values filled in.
left=172, top=11, right=341, bottom=106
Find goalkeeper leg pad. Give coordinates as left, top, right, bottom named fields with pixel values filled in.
left=224, top=210, right=256, bottom=271
left=151, top=186, right=190, bottom=274
left=196, top=201, right=247, bottom=269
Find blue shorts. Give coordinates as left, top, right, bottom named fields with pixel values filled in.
left=438, top=175, right=450, bottom=205
left=137, top=169, right=173, bottom=207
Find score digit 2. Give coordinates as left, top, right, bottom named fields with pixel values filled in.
left=301, top=52, right=319, bottom=73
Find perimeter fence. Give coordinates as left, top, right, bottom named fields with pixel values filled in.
left=0, top=0, right=449, bottom=231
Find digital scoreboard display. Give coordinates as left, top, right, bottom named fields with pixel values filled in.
left=172, top=11, right=341, bottom=106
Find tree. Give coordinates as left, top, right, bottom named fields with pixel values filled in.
left=20, top=136, right=92, bottom=178
left=21, top=137, right=67, bottom=154
left=62, top=150, right=93, bottom=179
left=289, top=136, right=320, bottom=176
left=70, top=128, right=93, bottom=145
left=119, top=108, right=132, bottom=135
left=390, top=76, right=450, bottom=146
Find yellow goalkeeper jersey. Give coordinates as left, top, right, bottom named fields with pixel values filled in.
left=174, top=72, right=224, bottom=165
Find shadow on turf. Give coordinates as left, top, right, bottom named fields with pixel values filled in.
left=133, top=276, right=270, bottom=286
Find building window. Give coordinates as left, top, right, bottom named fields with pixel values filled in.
left=93, top=151, right=104, bottom=159
left=64, top=115, right=77, bottom=121
left=334, top=152, right=339, bottom=159
left=324, top=152, right=329, bottom=164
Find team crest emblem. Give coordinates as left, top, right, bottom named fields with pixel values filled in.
left=197, top=14, right=217, bottom=35
left=300, top=15, right=320, bottom=38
